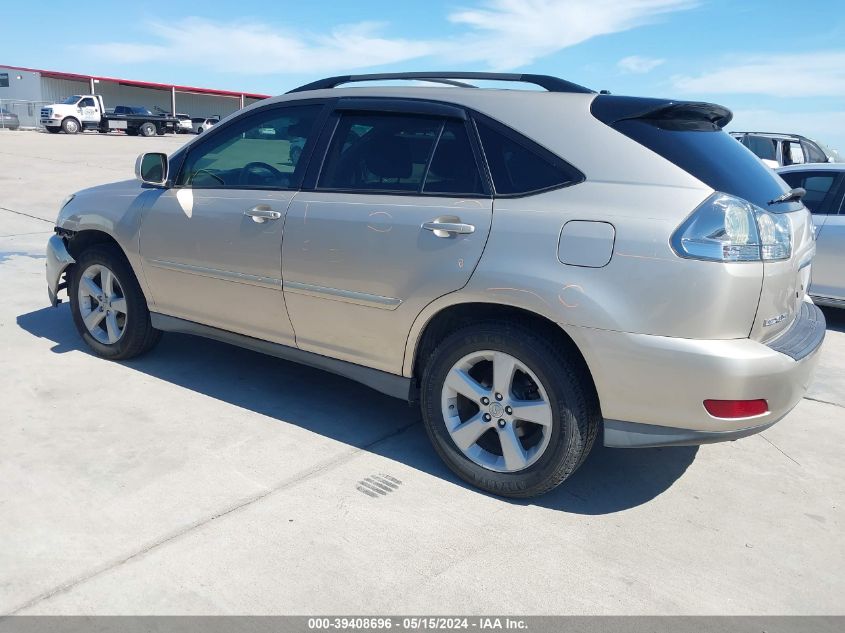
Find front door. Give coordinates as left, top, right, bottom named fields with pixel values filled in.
left=281, top=106, right=493, bottom=373
left=140, top=102, right=325, bottom=345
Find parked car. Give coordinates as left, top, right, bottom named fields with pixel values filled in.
left=46, top=72, right=824, bottom=498
left=175, top=114, right=193, bottom=133
left=0, top=107, right=19, bottom=130
left=191, top=117, right=218, bottom=134
left=777, top=163, right=844, bottom=308
left=731, top=132, right=836, bottom=168
left=40, top=96, right=178, bottom=136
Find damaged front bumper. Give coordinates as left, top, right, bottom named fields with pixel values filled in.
left=46, top=233, right=75, bottom=306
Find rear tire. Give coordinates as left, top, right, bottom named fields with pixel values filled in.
left=61, top=118, right=80, bottom=134
left=420, top=321, right=600, bottom=498
left=139, top=122, right=156, bottom=137
left=69, top=245, right=161, bottom=360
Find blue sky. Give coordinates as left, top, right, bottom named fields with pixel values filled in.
left=3, top=0, right=844, bottom=150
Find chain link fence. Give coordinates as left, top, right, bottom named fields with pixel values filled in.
left=0, top=99, right=50, bottom=130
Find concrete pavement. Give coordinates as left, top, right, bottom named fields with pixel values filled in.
left=0, top=130, right=843, bottom=615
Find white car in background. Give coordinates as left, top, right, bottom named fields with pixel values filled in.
left=191, top=117, right=218, bottom=134
left=175, top=114, right=193, bottom=133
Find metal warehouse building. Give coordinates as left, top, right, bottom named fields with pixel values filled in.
left=0, top=64, right=269, bottom=128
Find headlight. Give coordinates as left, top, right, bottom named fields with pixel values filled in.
left=671, top=192, right=792, bottom=263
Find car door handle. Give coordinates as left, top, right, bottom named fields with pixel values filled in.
left=244, top=205, right=281, bottom=223
left=422, top=218, right=476, bottom=238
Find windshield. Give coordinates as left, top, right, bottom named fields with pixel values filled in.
left=60, top=96, right=82, bottom=105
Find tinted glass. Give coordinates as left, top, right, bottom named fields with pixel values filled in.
left=178, top=104, right=322, bottom=189
left=744, top=135, right=776, bottom=161
left=78, top=98, right=95, bottom=108
left=475, top=119, right=581, bottom=195
left=782, top=140, right=805, bottom=166
left=423, top=121, right=484, bottom=195
left=319, top=113, right=441, bottom=192
left=779, top=171, right=842, bottom=214
left=612, top=120, right=799, bottom=211
left=803, top=141, right=828, bottom=164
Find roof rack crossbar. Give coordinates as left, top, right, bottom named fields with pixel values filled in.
left=287, top=72, right=594, bottom=94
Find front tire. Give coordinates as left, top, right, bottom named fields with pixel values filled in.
left=421, top=321, right=600, bottom=498
left=69, top=245, right=161, bottom=360
left=61, top=118, right=80, bottom=134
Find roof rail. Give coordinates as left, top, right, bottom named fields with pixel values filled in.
left=287, top=72, right=594, bottom=94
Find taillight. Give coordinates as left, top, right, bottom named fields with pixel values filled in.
left=671, top=193, right=791, bottom=262
left=704, top=399, right=768, bottom=419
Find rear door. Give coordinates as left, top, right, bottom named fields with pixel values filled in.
left=281, top=100, right=493, bottom=373
left=780, top=170, right=845, bottom=302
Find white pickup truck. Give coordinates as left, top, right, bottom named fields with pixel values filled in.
left=40, top=95, right=179, bottom=136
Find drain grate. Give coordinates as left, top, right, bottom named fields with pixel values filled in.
left=356, top=473, right=402, bottom=498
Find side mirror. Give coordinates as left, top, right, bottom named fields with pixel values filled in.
left=135, top=152, right=168, bottom=186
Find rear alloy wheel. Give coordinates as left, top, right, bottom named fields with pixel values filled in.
left=61, top=118, right=79, bottom=134
left=69, top=245, right=161, bottom=360
left=139, top=122, right=156, bottom=137
left=421, top=321, right=599, bottom=498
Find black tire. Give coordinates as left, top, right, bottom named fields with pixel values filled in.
left=69, top=244, right=161, bottom=360
left=420, top=321, right=600, bottom=498
left=46, top=127, right=61, bottom=134
left=61, top=117, right=80, bottom=134
left=139, top=122, right=156, bottom=137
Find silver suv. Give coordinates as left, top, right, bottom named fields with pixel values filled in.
left=46, top=72, right=825, bottom=497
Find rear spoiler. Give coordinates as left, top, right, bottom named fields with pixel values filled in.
left=591, top=95, right=733, bottom=130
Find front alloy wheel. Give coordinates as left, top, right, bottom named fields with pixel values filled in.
left=77, top=263, right=128, bottom=345
left=69, top=244, right=161, bottom=360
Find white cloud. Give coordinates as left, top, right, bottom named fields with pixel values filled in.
left=81, top=1, right=696, bottom=75
left=84, top=20, right=438, bottom=74
left=449, top=0, right=693, bottom=69
left=617, top=55, right=665, bottom=74
left=674, top=51, right=845, bottom=97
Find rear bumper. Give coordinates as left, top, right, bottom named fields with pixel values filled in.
left=46, top=234, right=75, bottom=306
left=563, top=301, right=825, bottom=447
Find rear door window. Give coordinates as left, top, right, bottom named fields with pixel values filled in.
left=318, top=112, right=486, bottom=195
left=803, top=141, right=828, bottom=164
left=779, top=171, right=843, bottom=214
left=474, top=118, right=583, bottom=195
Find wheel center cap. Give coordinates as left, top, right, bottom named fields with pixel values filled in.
left=489, top=402, right=504, bottom=418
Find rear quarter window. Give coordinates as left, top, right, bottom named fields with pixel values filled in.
left=473, top=116, right=583, bottom=196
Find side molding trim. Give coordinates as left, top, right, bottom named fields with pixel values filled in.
left=150, top=313, right=411, bottom=401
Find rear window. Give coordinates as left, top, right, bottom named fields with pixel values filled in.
left=609, top=120, right=798, bottom=210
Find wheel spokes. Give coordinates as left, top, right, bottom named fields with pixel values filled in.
left=449, top=413, right=488, bottom=451
left=110, top=297, right=127, bottom=314
left=101, top=268, right=115, bottom=297
left=510, top=400, right=553, bottom=427
left=104, top=312, right=121, bottom=343
left=83, top=308, right=105, bottom=331
left=492, top=351, right=517, bottom=398
left=80, top=276, right=102, bottom=299
left=498, top=424, right=528, bottom=471
left=445, top=367, right=489, bottom=401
